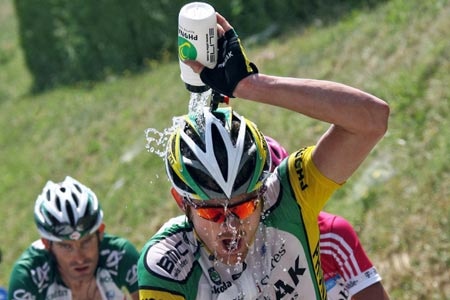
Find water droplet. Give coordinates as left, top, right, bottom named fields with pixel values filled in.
left=144, top=127, right=170, bottom=158
left=144, top=90, right=212, bottom=158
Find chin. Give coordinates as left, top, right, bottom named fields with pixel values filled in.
left=216, top=247, right=249, bottom=266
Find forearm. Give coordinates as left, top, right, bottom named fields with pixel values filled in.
left=234, top=73, right=389, bottom=137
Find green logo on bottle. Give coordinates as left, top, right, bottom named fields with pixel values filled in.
left=178, top=37, right=197, bottom=61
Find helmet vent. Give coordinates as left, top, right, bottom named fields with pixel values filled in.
left=211, top=124, right=228, bottom=179
left=187, top=164, right=222, bottom=193
left=182, top=126, right=205, bottom=154
left=230, top=119, right=240, bottom=145
left=233, top=145, right=256, bottom=191
left=232, top=127, right=256, bottom=193
left=72, top=192, right=79, bottom=206
left=65, top=200, right=75, bottom=225
left=179, top=134, right=223, bottom=193
left=55, top=196, right=62, bottom=211
left=170, top=167, right=196, bottom=194
left=73, top=183, right=82, bottom=193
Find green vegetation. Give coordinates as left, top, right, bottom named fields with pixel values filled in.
left=0, top=0, right=448, bottom=298
left=13, top=0, right=381, bottom=91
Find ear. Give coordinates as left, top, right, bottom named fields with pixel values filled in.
left=98, top=223, right=105, bottom=240
left=41, top=238, right=51, bottom=250
left=171, top=188, right=186, bottom=212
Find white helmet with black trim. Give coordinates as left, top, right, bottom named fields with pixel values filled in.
left=34, top=176, right=103, bottom=241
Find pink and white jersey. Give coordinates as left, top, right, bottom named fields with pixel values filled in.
left=319, top=211, right=382, bottom=300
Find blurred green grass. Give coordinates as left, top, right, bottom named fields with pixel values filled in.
left=1, top=0, right=449, bottom=298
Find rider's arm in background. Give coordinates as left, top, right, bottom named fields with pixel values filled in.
left=319, top=212, right=390, bottom=300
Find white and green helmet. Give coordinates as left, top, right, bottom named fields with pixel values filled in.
left=34, top=176, right=103, bottom=241
left=165, top=107, right=271, bottom=201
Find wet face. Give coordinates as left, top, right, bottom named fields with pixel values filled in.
left=50, top=233, right=100, bottom=283
left=188, top=192, right=263, bottom=265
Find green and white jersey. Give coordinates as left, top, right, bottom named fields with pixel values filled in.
left=8, top=234, right=139, bottom=300
left=138, top=146, right=342, bottom=300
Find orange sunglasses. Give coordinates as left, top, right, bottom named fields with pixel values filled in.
left=193, top=196, right=260, bottom=223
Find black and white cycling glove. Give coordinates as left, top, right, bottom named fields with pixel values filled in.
left=200, top=29, right=258, bottom=98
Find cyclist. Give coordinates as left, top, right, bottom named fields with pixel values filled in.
left=8, top=176, right=139, bottom=300
left=266, top=135, right=390, bottom=300
left=138, top=12, right=389, bottom=300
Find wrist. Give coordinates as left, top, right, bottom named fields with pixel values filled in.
left=233, top=73, right=258, bottom=99
left=234, top=73, right=276, bottom=100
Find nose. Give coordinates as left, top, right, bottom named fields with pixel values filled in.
left=223, top=212, right=241, bottom=228
left=71, top=247, right=87, bottom=263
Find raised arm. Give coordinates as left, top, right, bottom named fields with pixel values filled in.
left=191, top=13, right=389, bottom=184
left=235, top=74, right=389, bottom=184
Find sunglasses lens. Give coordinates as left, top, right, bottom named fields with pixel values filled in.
left=195, top=197, right=258, bottom=223
left=196, top=207, right=226, bottom=223
left=230, top=199, right=257, bottom=219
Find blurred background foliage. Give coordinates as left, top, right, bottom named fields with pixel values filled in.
left=14, top=0, right=384, bottom=91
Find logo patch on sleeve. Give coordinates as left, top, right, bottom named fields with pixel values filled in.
left=145, top=231, right=195, bottom=281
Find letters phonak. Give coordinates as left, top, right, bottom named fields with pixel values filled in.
left=179, top=28, right=198, bottom=41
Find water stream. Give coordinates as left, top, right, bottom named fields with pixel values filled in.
left=145, top=89, right=211, bottom=157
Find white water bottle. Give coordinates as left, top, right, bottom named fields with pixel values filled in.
left=178, top=2, right=217, bottom=92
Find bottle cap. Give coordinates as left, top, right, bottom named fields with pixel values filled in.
left=185, top=83, right=210, bottom=93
